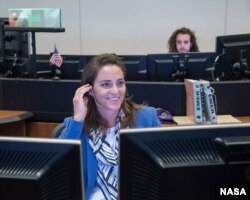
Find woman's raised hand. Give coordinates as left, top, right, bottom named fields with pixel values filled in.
left=72, top=84, right=92, bottom=122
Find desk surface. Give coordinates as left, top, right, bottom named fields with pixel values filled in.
left=236, top=116, right=250, bottom=123
left=0, top=110, right=33, bottom=124
left=164, top=115, right=250, bottom=127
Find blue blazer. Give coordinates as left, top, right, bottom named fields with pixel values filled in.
left=59, top=106, right=161, bottom=200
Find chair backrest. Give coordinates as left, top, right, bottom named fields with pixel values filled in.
left=51, top=123, right=65, bottom=138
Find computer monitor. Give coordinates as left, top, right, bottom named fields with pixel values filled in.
left=34, top=54, right=86, bottom=79
left=0, top=18, right=8, bottom=56
left=215, top=33, right=250, bottom=80
left=147, top=52, right=215, bottom=82
left=119, top=124, right=250, bottom=200
left=0, top=18, right=9, bottom=75
left=147, top=53, right=176, bottom=81
left=60, top=55, right=85, bottom=80
left=0, top=137, right=84, bottom=200
left=0, top=17, right=29, bottom=77
left=118, top=55, right=147, bottom=81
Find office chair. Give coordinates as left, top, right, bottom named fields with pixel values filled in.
left=51, top=123, right=65, bottom=138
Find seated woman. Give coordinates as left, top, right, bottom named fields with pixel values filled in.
left=59, top=53, right=161, bottom=200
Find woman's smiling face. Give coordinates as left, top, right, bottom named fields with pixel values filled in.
left=91, top=64, right=126, bottom=115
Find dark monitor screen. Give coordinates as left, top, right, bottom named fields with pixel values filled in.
left=0, top=17, right=29, bottom=77
left=4, top=32, right=29, bottom=58
left=50, top=54, right=86, bottom=80
left=60, top=60, right=81, bottom=79
left=56, top=54, right=147, bottom=81
left=35, top=54, right=86, bottom=79
left=0, top=18, right=9, bottom=57
left=147, top=52, right=215, bottom=82
left=119, top=124, right=250, bottom=200
left=0, top=18, right=9, bottom=74
left=118, top=55, right=147, bottom=81
left=216, top=33, right=250, bottom=80
left=0, top=137, right=84, bottom=200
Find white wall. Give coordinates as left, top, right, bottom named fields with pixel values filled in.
left=1, top=0, right=250, bottom=55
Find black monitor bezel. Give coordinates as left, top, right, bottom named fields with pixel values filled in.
left=147, top=52, right=215, bottom=82
left=215, top=33, right=250, bottom=80
left=0, top=136, right=84, bottom=200
left=119, top=124, right=250, bottom=200
left=118, top=55, right=147, bottom=81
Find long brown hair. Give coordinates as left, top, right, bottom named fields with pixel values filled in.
left=167, top=27, right=199, bottom=53
left=80, top=54, right=143, bottom=135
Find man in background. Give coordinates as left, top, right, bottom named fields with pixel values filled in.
left=167, top=27, right=199, bottom=53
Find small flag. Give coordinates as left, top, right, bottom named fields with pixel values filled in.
left=50, top=46, right=63, bottom=67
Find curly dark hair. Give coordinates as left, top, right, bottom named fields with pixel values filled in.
left=167, top=27, right=199, bottom=53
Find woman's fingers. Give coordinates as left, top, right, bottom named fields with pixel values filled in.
left=75, top=84, right=92, bottom=98
left=72, top=84, right=92, bottom=121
